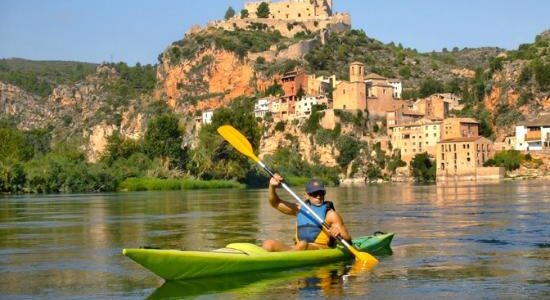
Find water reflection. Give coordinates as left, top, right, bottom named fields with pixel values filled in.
left=0, top=180, right=549, bottom=299
left=147, top=262, right=362, bottom=300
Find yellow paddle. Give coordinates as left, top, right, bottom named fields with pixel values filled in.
left=217, top=125, right=379, bottom=265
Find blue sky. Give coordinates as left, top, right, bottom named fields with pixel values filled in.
left=0, top=0, right=548, bottom=65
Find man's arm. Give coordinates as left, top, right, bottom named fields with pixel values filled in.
left=268, top=174, right=298, bottom=216
left=326, top=210, right=352, bottom=241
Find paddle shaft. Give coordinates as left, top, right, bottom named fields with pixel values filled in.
left=257, top=161, right=353, bottom=248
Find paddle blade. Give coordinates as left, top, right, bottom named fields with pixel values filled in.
left=217, top=125, right=260, bottom=163
left=348, top=245, right=379, bottom=265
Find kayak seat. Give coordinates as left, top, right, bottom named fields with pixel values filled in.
left=224, top=243, right=269, bottom=255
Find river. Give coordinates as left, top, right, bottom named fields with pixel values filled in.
left=1, top=180, right=549, bottom=299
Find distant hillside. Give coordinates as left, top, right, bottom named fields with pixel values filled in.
left=0, top=58, right=98, bottom=97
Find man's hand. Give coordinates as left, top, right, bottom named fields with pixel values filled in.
left=269, top=173, right=283, bottom=188
left=328, top=224, right=344, bottom=239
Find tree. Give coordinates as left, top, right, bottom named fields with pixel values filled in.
left=224, top=6, right=236, bottom=20
left=143, top=114, right=184, bottom=165
left=335, top=135, right=362, bottom=168
left=410, top=152, right=436, bottom=182
left=256, top=2, right=270, bottom=18
left=419, top=78, right=444, bottom=98
left=240, top=9, right=249, bottom=19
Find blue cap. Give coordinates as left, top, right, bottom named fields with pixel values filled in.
left=305, top=179, right=325, bottom=194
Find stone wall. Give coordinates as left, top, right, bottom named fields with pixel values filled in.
left=208, top=13, right=351, bottom=38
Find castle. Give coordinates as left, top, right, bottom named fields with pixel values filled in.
left=245, top=0, right=333, bottom=21
left=206, top=0, right=350, bottom=38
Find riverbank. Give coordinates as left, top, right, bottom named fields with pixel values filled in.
left=117, top=177, right=245, bottom=191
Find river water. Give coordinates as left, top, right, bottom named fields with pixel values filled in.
left=1, top=180, right=549, bottom=299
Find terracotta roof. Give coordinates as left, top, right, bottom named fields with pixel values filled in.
left=365, top=73, right=387, bottom=80
left=444, top=117, right=479, bottom=124
left=438, top=136, right=491, bottom=143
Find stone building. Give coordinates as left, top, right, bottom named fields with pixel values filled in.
left=436, top=136, right=502, bottom=181
left=389, top=118, right=442, bottom=163
left=245, top=0, right=333, bottom=21
left=365, top=73, right=398, bottom=117
left=415, top=96, right=449, bottom=120
left=333, top=62, right=367, bottom=111
left=441, top=117, right=479, bottom=140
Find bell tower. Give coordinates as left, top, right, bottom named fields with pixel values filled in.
left=350, top=62, right=364, bottom=83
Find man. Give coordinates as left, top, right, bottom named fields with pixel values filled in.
left=262, top=174, right=352, bottom=251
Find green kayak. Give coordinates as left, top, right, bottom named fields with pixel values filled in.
left=123, top=232, right=394, bottom=281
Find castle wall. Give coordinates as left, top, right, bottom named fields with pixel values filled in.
left=208, top=13, right=350, bottom=38
left=245, top=0, right=332, bottom=21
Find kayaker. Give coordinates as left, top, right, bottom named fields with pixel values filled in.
left=262, top=174, right=352, bottom=251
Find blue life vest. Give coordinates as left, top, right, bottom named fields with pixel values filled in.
left=295, top=201, right=335, bottom=246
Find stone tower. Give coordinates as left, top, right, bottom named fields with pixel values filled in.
left=349, top=62, right=365, bottom=83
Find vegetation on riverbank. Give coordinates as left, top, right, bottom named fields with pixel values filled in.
left=118, top=177, right=244, bottom=191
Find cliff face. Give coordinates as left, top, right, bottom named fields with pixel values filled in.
left=0, top=66, right=147, bottom=162
left=156, top=48, right=257, bottom=113
left=484, top=58, right=550, bottom=138
left=260, top=125, right=339, bottom=167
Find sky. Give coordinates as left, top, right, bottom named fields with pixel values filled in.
left=1, top=0, right=548, bottom=65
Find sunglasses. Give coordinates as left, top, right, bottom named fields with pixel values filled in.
left=308, top=191, right=326, bottom=198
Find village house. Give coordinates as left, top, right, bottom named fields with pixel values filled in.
left=306, top=74, right=338, bottom=106
left=389, top=118, right=442, bottom=163
left=386, top=102, right=425, bottom=130
left=295, top=95, right=328, bottom=119
left=254, top=97, right=272, bottom=119
left=387, top=78, right=402, bottom=99
left=436, top=136, right=503, bottom=181
left=365, top=72, right=399, bottom=117
left=274, top=69, right=308, bottom=121
left=436, top=117, right=502, bottom=181
left=514, top=114, right=550, bottom=152
left=441, top=117, right=479, bottom=140
left=429, top=93, right=463, bottom=111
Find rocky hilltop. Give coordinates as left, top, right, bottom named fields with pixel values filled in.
left=1, top=3, right=549, bottom=183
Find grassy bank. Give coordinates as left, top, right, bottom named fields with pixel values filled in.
left=118, top=177, right=245, bottom=191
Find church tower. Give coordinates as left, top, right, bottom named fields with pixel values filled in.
left=349, top=61, right=365, bottom=83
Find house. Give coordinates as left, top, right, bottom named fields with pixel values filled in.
left=441, top=117, right=479, bottom=140
left=515, top=114, right=550, bottom=151
left=254, top=98, right=272, bottom=119
left=295, top=95, right=328, bottom=119
left=365, top=72, right=398, bottom=117
left=436, top=136, right=503, bottom=181
left=389, top=118, right=442, bottom=163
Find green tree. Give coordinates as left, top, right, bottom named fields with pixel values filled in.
left=240, top=9, right=249, bottom=18
left=189, top=98, right=260, bottom=180
left=335, top=135, right=362, bottom=168
left=102, top=132, right=140, bottom=164
left=410, top=152, right=436, bottom=182
left=256, top=2, right=270, bottom=18
left=419, top=78, right=445, bottom=98
left=484, top=150, right=522, bottom=171
left=143, top=114, right=184, bottom=165
left=224, top=6, right=236, bottom=20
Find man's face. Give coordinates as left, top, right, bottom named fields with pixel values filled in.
left=307, top=190, right=325, bottom=204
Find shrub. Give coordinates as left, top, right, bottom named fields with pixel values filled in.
left=275, top=121, right=285, bottom=132
left=410, top=152, right=436, bottom=182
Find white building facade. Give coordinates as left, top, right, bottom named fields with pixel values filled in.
left=254, top=98, right=271, bottom=119
left=388, top=79, right=402, bottom=99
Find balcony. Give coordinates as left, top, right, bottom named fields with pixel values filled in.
left=525, top=131, right=541, bottom=141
